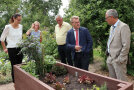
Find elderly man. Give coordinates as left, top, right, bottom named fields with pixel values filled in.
left=105, top=9, right=131, bottom=81
left=55, top=15, right=73, bottom=66
left=66, top=16, right=93, bottom=70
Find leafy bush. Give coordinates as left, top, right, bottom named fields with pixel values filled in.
left=44, top=55, right=56, bottom=73
left=0, top=51, right=9, bottom=60
left=42, top=31, right=59, bottom=59
left=0, top=58, right=11, bottom=76
left=51, top=65, right=68, bottom=76
left=0, top=57, right=12, bottom=84
left=18, top=36, right=44, bottom=77
left=21, top=61, right=39, bottom=78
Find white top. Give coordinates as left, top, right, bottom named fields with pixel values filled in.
left=0, top=24, right=23, bottom=48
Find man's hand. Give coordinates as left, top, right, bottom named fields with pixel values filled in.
left=75, top=45, right=82, bottom=51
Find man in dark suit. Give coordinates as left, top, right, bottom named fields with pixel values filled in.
left=66, top=16, right=93, bottom=70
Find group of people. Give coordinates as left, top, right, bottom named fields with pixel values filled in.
left=0, top=9, right=131, bottom=83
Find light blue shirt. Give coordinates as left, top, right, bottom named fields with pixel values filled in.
left=31, top=30, right=41, bottom=44
left=107, top=19, right=119, bottom=53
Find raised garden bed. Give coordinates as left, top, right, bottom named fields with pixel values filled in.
left=14, top=62, right=133, bottom=90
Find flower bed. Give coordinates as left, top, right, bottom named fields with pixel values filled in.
left=14, top=62, right=133, bottom=90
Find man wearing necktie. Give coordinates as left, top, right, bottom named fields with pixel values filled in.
left=66, top=16, right=93, bottom=70
left=105, top=9, right=131, bottom=81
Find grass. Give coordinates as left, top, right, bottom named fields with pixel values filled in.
left=93, top=46, right=103, bottom=61
left=0, top=73, right=12, bottom=84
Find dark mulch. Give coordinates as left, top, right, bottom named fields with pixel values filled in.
left=41, top=73, right=99, bottom=90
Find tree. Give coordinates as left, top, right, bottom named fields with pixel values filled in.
left=0, top=0, right=21, bottom=34
left=20, top=0, right=62, bottom=32
left=0, top=0, right=62, bottom=35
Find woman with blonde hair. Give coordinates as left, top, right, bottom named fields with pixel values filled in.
left=26, top=21, right=42, bottom=43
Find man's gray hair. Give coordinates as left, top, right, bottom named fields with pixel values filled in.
left=70, top=16, right=79, bottom=23
left=106, top=9, right=118, bottom=18
left=55, top=14, right=62, bottom=20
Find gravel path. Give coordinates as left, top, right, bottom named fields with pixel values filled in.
left=0, top=83, right=14, bottom=90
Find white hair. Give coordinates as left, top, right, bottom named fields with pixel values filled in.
left=106, top=9, right=118, bottom=18
left=55, top=14, right=63, bottom=20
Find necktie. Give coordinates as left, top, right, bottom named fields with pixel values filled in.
left=75, top=29, right=79, bottom=45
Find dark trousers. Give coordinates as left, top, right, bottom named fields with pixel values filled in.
left=74, top=52, right=89, bottom=71
left=8, top=48, right=23, bottom=82
left=58, top=45, right=73, bottom=66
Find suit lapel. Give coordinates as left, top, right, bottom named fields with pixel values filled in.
left=109, top=21, right=121, bottom=45
left=79, top=28, right=82, bottom=45
left=71, top=29, right=76, bottom=44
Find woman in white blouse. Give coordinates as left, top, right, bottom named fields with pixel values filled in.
left=0, top=13, right=23, bottom=82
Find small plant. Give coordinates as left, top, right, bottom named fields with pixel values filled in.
left=91, top=83, right=107, bottom=90
left=51, top=65, right=68, bottom=76
left=0, top=58, right=11, bottom=76
left=78, top=75, right=94, bottom=84
left=44, top=55, right=56, bottom=73
left=21, top=61, right=39, bottom=78
left=43, top=72, right=56, bottom=84
left=18, top=36, right=45, bottom=77
left=0, top=58, right=12, bottom=84
left=52, top=82, right=66, bottom=90
left=63, top=76, right=70, bottom=84
left=0, top=51, right=9, bottom=60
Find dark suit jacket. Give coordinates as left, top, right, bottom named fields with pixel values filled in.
left=66, top=27, right=93, bottom=58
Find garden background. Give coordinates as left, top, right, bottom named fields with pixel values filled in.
left=0, top=0, right=134, bottom=84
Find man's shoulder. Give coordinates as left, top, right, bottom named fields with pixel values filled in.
left=119, top=20, right=128, bottom=27
left=63, top=22, right=71, bottom=26
left=79, top=27, right=88, bottom=31
left=68, top=28, right=73, bottom=33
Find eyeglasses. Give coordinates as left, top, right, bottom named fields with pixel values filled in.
left=105, top=16, right=111, bottom=20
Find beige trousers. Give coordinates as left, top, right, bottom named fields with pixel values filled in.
left=107, top=61, right=127, bottom=81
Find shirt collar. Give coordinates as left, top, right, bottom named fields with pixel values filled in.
left=58, top=21, right=64, bottom=27
left=113, top=19, right=119, bottom=27
left=73, top=28, right=79, bottom=31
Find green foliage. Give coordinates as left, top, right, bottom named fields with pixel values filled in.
left=42, top=31, right=59, bottom=59
left=0, top=0, right=21, bottom=34
left=0, top=58, right=11, bottom=76
left=44, top=55, right=56, bottom=73
left=0, top=0, right=62, bottom=34
left=21, top=61, right=39, bottom=78
left=91, top=83, right=107, bottom=90
left=0, top=57, right=12, bottom=84
left=65, top=0, right=134, bottom=75
left=51, top=65, right=68, bottom=76
left=18, top=36, right=44, bottom=77
left=0, top=51, right=9, bottom=60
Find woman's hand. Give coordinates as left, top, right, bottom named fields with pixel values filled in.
left=31, top=23, right=35, bottom=29
left=4, top=49, right=8, bottom=53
